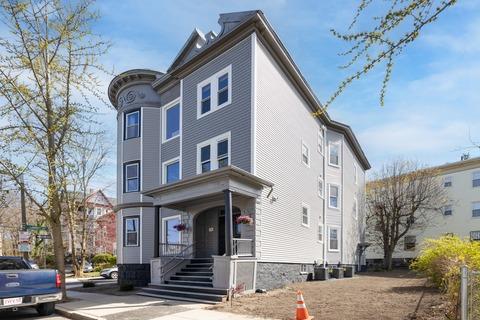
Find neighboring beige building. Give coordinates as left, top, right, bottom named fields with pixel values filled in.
left=367, top=156, right=480, bottom=264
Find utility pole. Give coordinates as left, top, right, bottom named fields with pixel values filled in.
left=19, top=174, right=28, bottom=260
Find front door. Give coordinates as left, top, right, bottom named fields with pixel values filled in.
left=194, top=208, right=220, bottom=257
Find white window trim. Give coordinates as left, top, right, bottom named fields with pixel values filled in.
left=196, top=131, right=231, bottom=174
left=353, top=195, right=358, bottom=220
left=124, top=162, right=140, bottom=193
left=473, top=171, right=480, bottom=187
left=162, top=156, right=181, bottom=184
left=327, top=226, right=340, bottom=252
left=197, top=65, right=232, bottom=119
left=328, top=141, right=341, bottom=168
left=472, top=201, right=480, bottom=218
left=124, top=217, right=139, bottom=247
left=301, top=203, right=310, bottom=228
left=328, top=183, right=341, bottom=210
left=317, top=129, right=324, bottom=155
left=301, top=140, right=310, bottom=168
left=317, top=222, right=324, bottom=243
left=443, top=204, right=453, bottom=216
left=162, top=98, right=181, bottom=143
left=161, top=215, right=182, bottom=244
left=317, top=176, right=324, bottom=198
left=125, top=110, right=140, bottom=139
left=443, top=176, right=453, bottom=187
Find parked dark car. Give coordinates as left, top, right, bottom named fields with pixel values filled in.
left=0, top=256, right=62, bottom=316
left=65, top=261, right=94, bottom=274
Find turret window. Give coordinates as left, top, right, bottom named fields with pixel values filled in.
left=124, top=110, right=140, bottom=140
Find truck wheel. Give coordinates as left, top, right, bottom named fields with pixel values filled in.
left=36, top=302, right=55, bottom=316
left=110, top=271, right=118, bottom=279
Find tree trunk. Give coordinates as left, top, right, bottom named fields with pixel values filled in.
left=67, top=213, right=81, bottom=277
left=383, top=248, right=393, bottom=271
left=50, top=218, right=67, bottom=299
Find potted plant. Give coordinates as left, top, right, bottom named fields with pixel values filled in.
left=173, top=223, right=187, bottom=232
left=236, top=215, right=253, bottom=225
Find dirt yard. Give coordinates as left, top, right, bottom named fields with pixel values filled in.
left=211, top=271, right=446, bottom=320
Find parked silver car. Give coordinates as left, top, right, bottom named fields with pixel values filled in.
left=100, top=266, right=118, bottom=279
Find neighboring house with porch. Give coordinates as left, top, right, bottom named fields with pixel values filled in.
left=108, top=10, right=370, bottom=302
left=366, top=156, right=480, bottom=267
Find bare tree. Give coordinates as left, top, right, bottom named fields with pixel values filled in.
left=60, top=133, right=108, bottom=277
left=366, top=160, right=446, bottom=270
left=0, top=0, right=110, bottom=298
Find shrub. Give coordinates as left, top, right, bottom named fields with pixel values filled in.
left=411, top=235, right=480, bottom=317
left=119, top=283, right=134, bottom=291
left=92, top=253, right=116, bottom=267
left=82, top=282, right=95, bottom=288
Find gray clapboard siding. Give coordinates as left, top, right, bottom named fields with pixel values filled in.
left=181, top=36, right=252, bottom=179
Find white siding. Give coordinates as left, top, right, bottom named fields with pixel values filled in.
left=254, top=37, right=325, bottom=264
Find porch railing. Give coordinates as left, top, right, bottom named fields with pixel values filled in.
left=159, top=243, right=189, bottom=257
left=233, top=238, right=253, bottom=257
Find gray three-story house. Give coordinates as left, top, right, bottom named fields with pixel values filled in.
left=108, top=10, right=370, bottom=303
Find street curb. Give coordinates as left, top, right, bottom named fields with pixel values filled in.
left=55, top=306, right=105, bottom=320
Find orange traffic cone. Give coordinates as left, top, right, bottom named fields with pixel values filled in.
left=296, top=290, right=314, bottom=320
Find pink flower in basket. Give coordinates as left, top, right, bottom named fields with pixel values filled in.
left=173, top=223, right=187, bottom=231
left=236, top=215, right=253, bottom=225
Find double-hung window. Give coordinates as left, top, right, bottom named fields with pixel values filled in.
left=329, top=184, right=340, bottom=209
left=328, top=227, right=339, bottom=251
left=301, top=141, right=310, bottom=167
left=473, top=171, right=480, bottom=188
left=124, top=217, right=139, bottom=246
left=317, top=176, right=324, bottom=198
left=200, top=145, right=211, bottom=173
left=404, top=236, right=416, bottom=251
left=163, top=101, right=180, bottom=142
left=443, top=176, right=452, bottom=187
left=318, top=223, right=323, bottom=242
left=163, top=157, right=180, bottom=184
left=443, top=204, right=453, bottom=216
left=196, top=132, right=231, bottom=174
left=471, top=231, right=480, bottom=241
left=124, top=110, right=140, bottom=139
left=301, top=203, right=310, bottom=227
left=197, top=65, right=232, bottom=118
left=124, top=161, right=140, bottom=193
left=218, top=73, right=229, bottom=106
left=317, top=129, right=324, bottom=154
left=329, top=142, right=340, bottom=167
left=201, top=84, right=211, bottom=114
left=473, top=202, right=480, bottom=218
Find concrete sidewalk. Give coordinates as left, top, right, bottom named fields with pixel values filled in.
left=56, top=291, right=269, bottom=320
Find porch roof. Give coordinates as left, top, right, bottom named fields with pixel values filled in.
left=142, top=166, right=273, bottom=209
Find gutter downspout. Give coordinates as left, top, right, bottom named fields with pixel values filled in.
left=322, top=126, right=327, bottom=268
left=341, top=139, right=344, bottom=265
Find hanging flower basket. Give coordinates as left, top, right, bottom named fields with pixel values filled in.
left=236, top=215, right=253, bottom=225
left=173, top=223, right=187, bottom=231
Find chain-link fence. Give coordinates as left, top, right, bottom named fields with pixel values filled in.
left=461, top=266, right=480, bottom=320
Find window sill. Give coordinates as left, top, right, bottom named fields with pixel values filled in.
left=328, top=163, right=341, bottom=168
left=124, top=136, right=140, bottom=141
left=301, top=223, right=310, bottom=228
left=328, top=205, right=340, bottom=211
left=302, top=162, right=310, bottom=168
left=328, top=249, right=340, bottom=253
left=124, top=190, right=140, bottom=194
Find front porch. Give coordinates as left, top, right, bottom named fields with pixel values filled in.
left=142, top=166, right=272, bottom=302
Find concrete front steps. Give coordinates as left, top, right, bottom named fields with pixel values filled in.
left=137, top=258, right=228, bottom=304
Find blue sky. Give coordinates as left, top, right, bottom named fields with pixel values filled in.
left=90, top=0, right=480, bottom=196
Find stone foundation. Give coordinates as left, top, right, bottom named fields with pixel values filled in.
left=118, top=263, right=150, bottom=287
left=255, top=262, right=314, bottom=290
